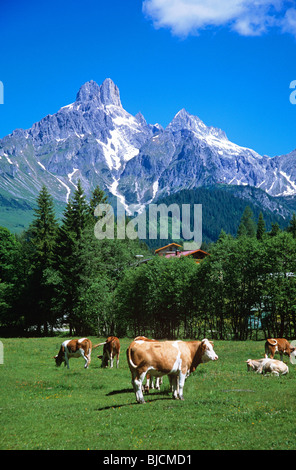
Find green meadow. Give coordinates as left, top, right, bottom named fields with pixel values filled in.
left=0, top=337, right=295, bottom=450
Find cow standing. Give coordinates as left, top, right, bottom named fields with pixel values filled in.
left=54, top=338, right=98, bottom=369
left=97, top=336, right=120, bottom=368
left=264, top=338, right=295, bottom=361
left=127, top=338, right=218, bottom=403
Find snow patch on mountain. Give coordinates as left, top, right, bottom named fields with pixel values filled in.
left=0, top=78, right=295, bottom=213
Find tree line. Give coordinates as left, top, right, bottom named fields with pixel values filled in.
left=1, top=184, right=296, bottom=340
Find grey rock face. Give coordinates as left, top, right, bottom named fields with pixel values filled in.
left=0, top=79, right=295, bottom=215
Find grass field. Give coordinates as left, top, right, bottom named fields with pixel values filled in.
left=0, top=336, right=295, bottom=450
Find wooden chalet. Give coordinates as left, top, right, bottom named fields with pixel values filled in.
left=155, top=243, right=209, bottom=263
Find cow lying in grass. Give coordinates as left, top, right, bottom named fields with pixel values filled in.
left=246, top=358, right=289, bottom=376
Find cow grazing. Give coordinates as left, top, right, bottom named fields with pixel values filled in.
left=127, top=338, right=218, bottom=403
left=97, top=336, right=120, bottom=368
left=264, top=338, right=296, bottom=362
left=54, top=338, right=97, bottom=369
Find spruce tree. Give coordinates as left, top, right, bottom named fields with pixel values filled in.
left=256, top=212, right=266, bottom=240
left=89, top=185, right=108, bottom=217
left=237, top=206, right=256, bottom=238
left=30, top=185, right=58, bottom=267
left=287, top=213, right=296, bottom=239
left=55, top=180, right=94, bottom=334
left=26, top=185, right=58, bottom=334
left=269, top=222, right=281, bottom=237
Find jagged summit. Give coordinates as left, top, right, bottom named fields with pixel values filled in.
left=99, top=78, right=121, bottom=107
left=75, top=80, right=101, bottom=103
left=75, top=78, right=122, bottom=107
left=0, top=77, right=296, bottom=220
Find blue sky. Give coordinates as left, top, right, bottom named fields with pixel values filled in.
left=0, top=0, right=296, bottom=157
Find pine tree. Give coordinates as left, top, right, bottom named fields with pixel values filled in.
left=269, top=222, right=281, bottom=237
left=30, top=185, right=58, bottom=267
left=237, top=206, right=256, bottom=238
left=89, top=185, right=108, bottom=217
left=26, top=185, right=58, bottom=334
left=287, top=213, right=296, bottom=239
left=71, top=179, right=89, bottom=240
left=256, top=212, right=266, bottom=240
left=55, top=180, right=96, bottom=334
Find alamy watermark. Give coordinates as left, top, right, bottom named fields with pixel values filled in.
left=94, top=200, right=202, bottom=250
left=0, top=81, right=3, bottom=104
left=290, top=80, right=296, bottom=104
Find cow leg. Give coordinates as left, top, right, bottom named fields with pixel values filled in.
left=133, top=372, right=146, bottom=404
left=110, top=352, right=114, bottom=368
left=79, top=348, right=89, bottom=368
left=116, top=354, right=119, bottom=368
left=145, top=375, right=151, bottom=393
left=87, top=349, right=92, bottom=368
left=64, top=354, right=70, bottom=369
left=178, top=372, right=187, bottom=401
left=106, top=351, right=111, bottom=368
left=170, top=375, right=179, bottom=399
left=168, top=375, right=175, bottom=392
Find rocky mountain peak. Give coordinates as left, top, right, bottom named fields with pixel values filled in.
left=75, top=80, right=101, bottom=103
left=99, top=78, right=122, bottom=107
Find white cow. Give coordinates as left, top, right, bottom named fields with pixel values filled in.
left=246, top=358, right=289, bottom=376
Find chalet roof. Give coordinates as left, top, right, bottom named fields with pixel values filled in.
left=164, top=249, right=209, bottom=259
left=154, top=243, right=182, bottom=253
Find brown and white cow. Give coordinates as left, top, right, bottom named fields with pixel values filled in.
left=54, top=338, right=97, bottom=369
left=126, top=338, right=218, bottom=403
left=97, top=336, right=120, bottom=368
left=264, top=338, right=296, bottom=362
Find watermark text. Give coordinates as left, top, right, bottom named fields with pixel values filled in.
left=94, top=200, right=202, bottom=250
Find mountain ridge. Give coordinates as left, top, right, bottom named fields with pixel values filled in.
left=0, top=78, right=295, bottom=233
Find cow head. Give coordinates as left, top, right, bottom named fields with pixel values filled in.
left=201, top=339, right=218, bottom=363
left=53, top=354, right=64, bottom=367
left=97, top=353, right=109, bottom=368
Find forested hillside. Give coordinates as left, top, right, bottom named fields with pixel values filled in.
left=152, top=184, right=290, bottom=246
left=1, top=183, right=296, bottom=339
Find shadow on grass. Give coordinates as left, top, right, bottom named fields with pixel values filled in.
left=95, top=388, right=173, bottom=411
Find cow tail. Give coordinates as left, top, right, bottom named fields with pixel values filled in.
left=127, top=346, right=138, bottom=369
left=93, top=342, right=107, bottom=349
left=268, top=339, right=278, bottom=346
